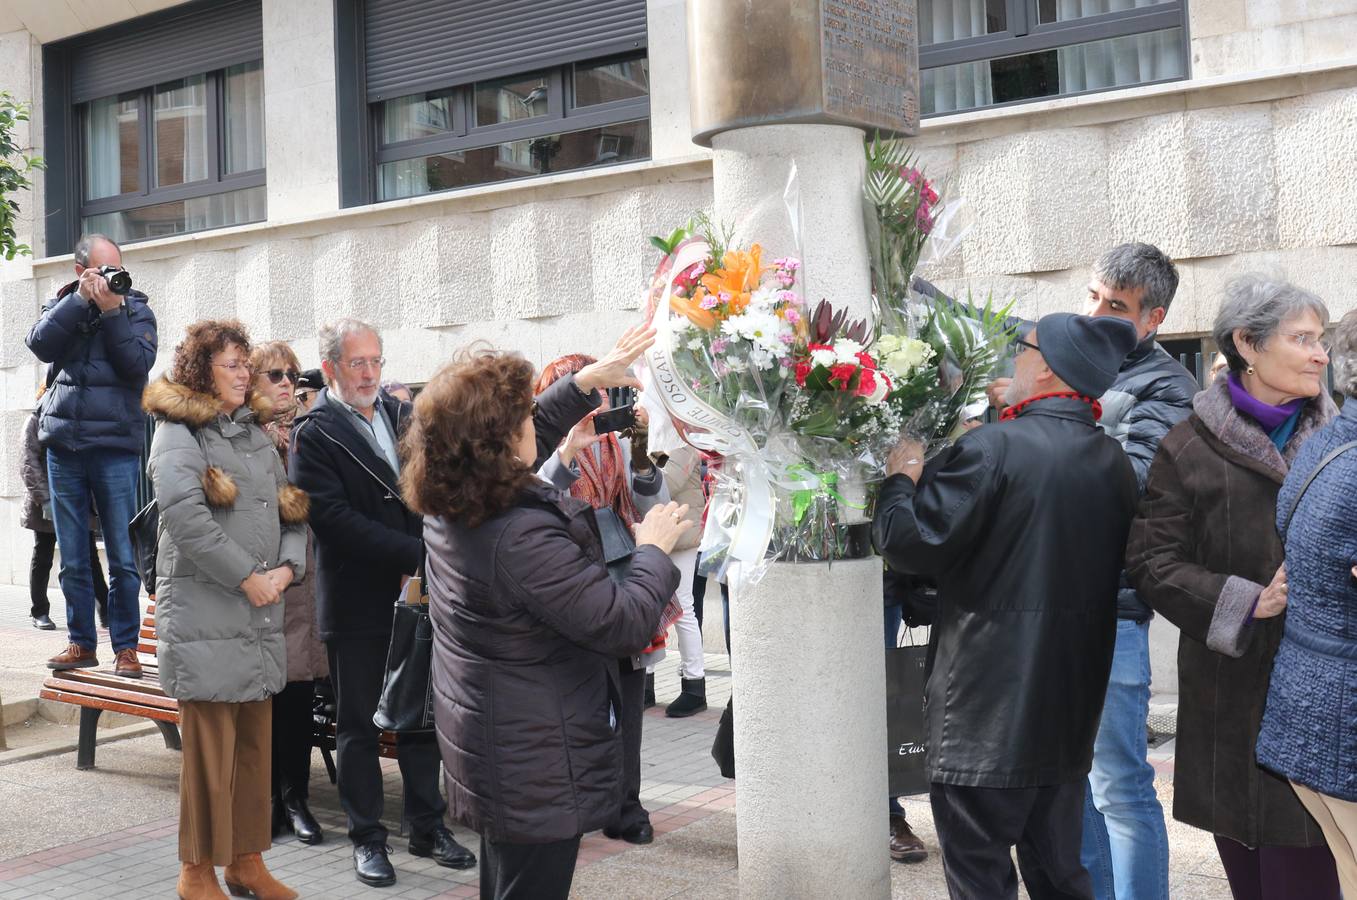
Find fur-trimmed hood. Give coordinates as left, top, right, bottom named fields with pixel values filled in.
left=142, top=376, right=306, bottom=522
left=1192, top=375, right=1338, bottom=480
left=142, top=376, right=274, bottom=427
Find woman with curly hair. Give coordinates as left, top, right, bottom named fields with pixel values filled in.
left=249, top=341, right=328, bottom=846
left=406, top=346, right=692, bottom=900
left=144, top=320, right=308, bottom=900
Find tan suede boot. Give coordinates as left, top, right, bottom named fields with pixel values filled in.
left=222, top=853, right=298, bottom=900
left=177, top=861, right=228, bottom=900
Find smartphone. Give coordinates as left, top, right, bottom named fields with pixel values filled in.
left=594, top=387, right=637, bottom=434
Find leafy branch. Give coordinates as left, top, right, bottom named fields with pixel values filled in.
left=0, top=91, right=44, bottom=260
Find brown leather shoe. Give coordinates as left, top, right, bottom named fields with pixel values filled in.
left=176, top=861, right=227, bottom=900
left=223, top=853, right=297, bottom=900
left=47, top=643, right=98, bottom=670
left=890, top=813, right=928, bottom=863
left=114, top=648, right=143, bottom=679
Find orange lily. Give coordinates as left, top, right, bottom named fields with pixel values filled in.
left=691, top=244, right=764, bottom=318
left=670, top=293, right=718, bottom=330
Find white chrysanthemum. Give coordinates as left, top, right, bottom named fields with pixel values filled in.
left=809, top=347, right=836, bottom=368
left=721, top=310, right=786, bottom=353
left=833, top=339, right=865, bottom=364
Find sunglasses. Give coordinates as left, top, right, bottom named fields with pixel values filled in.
left=263, top=368, right=301, bottom=385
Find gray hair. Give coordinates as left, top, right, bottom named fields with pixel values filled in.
left=317, top=318, right=382, bottom=377
left=74, top=233, right=120, bottom=267
left=1212, top=274, right=1329, bottom=374
left=1330, top=310, right=1357, bottom=399
left=1092, top=242, right=1180, bottom=316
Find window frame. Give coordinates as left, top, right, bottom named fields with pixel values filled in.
left=370, top=50, right=651, bottom=199
left=76, top=64, right=266, bottom=228
left=918, top=0, right=1190, bottom=116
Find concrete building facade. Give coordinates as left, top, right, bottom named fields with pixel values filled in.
left=1, top=0, right=1356, bottom=693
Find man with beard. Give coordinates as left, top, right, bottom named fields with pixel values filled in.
left=873, top=313, right=1139, bottom=900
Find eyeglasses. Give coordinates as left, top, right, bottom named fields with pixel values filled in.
left=343, top=356, right=386, bottom=371
left=1014, top=338, right=1040, bottom=354
left=1280, top=332, right=1332, bottom=353
left=213, top=361, right=253, bottom=374
left=263, top=368, right=301, bottom=385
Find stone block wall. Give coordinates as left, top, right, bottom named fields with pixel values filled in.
left=1191, top=0, right=1357, bottom=79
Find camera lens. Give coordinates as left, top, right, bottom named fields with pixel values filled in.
left=104, top=269, right=132, bottom=295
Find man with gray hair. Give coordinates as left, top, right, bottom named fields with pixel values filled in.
left=1077, top=243, right=1198, bottom=900
left=986, top=243, right=1192, bottom=898
left=25, top=233, right=156, bottom=677
left=290, top=318, right=475, bottom=885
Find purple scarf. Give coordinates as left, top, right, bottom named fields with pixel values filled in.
left=1227, top=372, right=1304, bottom=431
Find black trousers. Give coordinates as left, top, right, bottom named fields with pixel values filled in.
left=326, top=637, right=447, bottom=845
left=610, top=663, right=649, bottom=832
left=271, top=679, right=316, bottom=800
left=930, top=780, right=1092, bottom=900
left=479, top=833, right=580, bottom=900
left=30, top=531, right=106, bottom=619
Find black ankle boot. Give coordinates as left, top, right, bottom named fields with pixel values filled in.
left=643, top=673, right=656, bottom=708
left=665, top=677, right=707, bottom=718
left=281, top=788, right=324, bottom=845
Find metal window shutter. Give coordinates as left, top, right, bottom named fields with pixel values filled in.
left=364, top=0, right=648, bottom=102
left=67, top=0, right=263, bottom=104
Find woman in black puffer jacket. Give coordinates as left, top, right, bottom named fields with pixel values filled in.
left=401, top=347, right=691, bottom=900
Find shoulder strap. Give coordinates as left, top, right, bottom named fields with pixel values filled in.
left=1280, top=440, right=1357, bottom=540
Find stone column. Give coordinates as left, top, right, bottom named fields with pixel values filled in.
left=262, top=0, right=340, bottom=219
left=686, top=1, right=919, bottom=897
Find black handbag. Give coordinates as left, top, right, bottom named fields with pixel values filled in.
left=593, top=507, right=635, bottom=583
left=128, top=499, right=159, bottom=596
left=886, top=629, right=931, bottom=797
left=373, top=563, right=436, bottom=733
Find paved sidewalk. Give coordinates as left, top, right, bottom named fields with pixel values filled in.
left=0, top=583, right=1230, bottom=898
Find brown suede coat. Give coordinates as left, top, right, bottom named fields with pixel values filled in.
left=1126, top=376, right=1336, bottom=847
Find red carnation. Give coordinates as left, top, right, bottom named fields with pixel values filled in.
left=829, top=363, right=857, bottom=388
left=794, top=360, right=812, bottom=386
left=855, top=367, right=877, bottom=398
left=856, top=351, right=877, bottom=370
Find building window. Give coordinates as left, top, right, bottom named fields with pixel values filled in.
left=919, top=0, right=1188, bottom=116
left=373, top=53, right=650, bottom=201
left=79, top=61, right=266, bottom=242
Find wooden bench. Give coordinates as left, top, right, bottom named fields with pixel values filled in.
left=40, top=600, right=180, bottom=770
left=42, top=600, right=400, bottom=772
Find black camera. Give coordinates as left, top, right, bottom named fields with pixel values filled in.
left=593, top=386, right=637, bottom=435
left=97, top=265, right=132, bottom=296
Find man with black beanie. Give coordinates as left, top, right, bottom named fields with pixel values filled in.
left=873, top=313, right=1139, bottom=900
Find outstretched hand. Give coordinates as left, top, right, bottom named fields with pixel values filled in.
left=576, top=325, right=656, bottom=392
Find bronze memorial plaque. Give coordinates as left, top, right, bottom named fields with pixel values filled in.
left=688, top=0, right=919, bottom=146
left=821, top=0, right=919, bottom=134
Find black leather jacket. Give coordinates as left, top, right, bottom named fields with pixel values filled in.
left=873, top=396, right=1137, bottom=788
left=1100, top=335, right=1199, bottom=620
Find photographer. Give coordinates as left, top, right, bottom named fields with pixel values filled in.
left=536, top=354, right=670, bottom=847
left=25, top=233, right=156, bottom=676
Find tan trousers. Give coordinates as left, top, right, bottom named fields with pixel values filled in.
left=179, top=698, right=272, bottom=865
left=1292, top=780, right=1357, bottom=898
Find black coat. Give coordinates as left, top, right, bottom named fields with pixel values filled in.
left=26, top=282, right=157, bottom=455
left=290, top=375, right=600, bottom=640
left=873, top=396, right=1137, bottom=788
left=427, top=479, right=679, bottom=843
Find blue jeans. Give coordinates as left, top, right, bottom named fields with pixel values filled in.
left=47, top=448, right=142, bottom=653
left=1081, top=619, right=1169, bottom=900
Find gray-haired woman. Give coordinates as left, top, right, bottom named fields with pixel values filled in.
left=1127, top=276, right=1340, bottom=898
left=1257, top=310, right=1357, bottom=897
